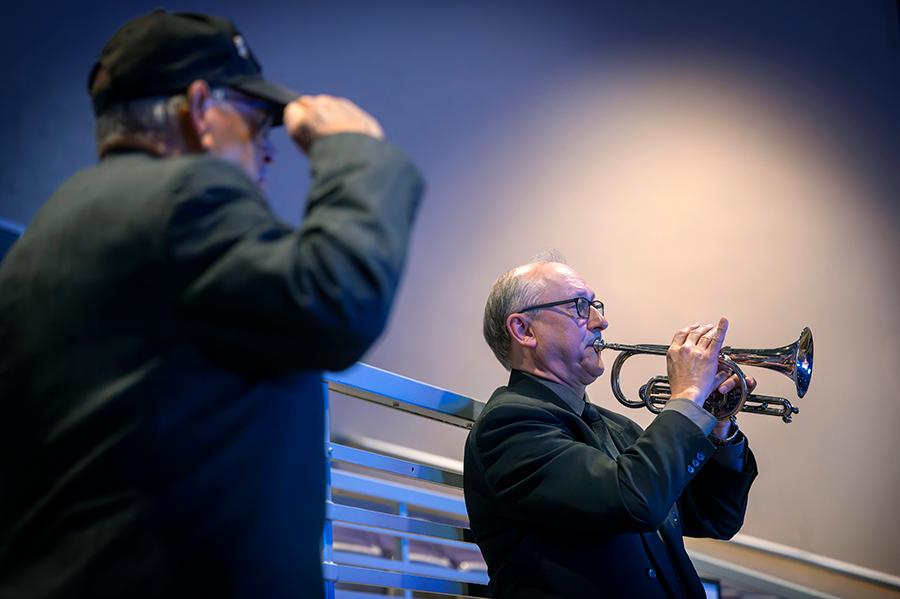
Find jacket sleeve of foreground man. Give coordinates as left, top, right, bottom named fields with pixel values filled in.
left=165, top=133, right=424, bottom=375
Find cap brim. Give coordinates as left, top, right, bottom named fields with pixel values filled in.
left=228, top=76, right=300, bottom=126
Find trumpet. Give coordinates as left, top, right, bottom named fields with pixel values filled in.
left=592, top=328, right=813, bottom=423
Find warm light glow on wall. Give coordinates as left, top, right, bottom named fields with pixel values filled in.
left=369, top=59, right=900, bottom=576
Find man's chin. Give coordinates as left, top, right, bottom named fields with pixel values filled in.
left=579, top=365, right=604, bottom=386
left=586, top=360, right=604, bottom=380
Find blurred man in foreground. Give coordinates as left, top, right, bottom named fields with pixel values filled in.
left=464, top=255, right=757, bottom=598
left=0, top=10, right=423, bottom=598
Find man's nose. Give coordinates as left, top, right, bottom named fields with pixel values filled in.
left=589, top=307, right=608, bottom=330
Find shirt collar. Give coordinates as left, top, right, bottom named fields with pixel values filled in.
left=520, top=372, right=586, bottom=417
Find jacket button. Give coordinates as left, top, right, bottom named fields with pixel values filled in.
left=696, top=452, right=705, bottom=461
left=672, top=511, right=678, bottom=523
left=647, top=567, right=657, bottom=579
left=687, top=465, right=695, bottom=474
left=691, top=459, right=700, bottom=468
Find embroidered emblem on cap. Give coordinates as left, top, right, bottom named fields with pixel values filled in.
left=233, top=35, right=250, bottom=59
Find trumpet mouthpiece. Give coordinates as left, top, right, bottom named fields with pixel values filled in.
left=593, top=339, right=604, bottom=353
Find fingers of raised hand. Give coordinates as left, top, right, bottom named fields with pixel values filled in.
left=698, top=323, right=717, bottom=345
left=285, top=95, right=384, bottom=153
left=307, top=95, right=384, bottom=138
left=672, top=322, right=700, bottom=347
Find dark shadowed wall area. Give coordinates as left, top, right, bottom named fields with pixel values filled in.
left=2, top=0, right=899, bottom=581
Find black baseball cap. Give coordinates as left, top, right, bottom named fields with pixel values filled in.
left=89, top=10, right=299, bottom=124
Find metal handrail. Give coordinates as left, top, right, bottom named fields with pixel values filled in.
left=322, top=363, right=489, bottom=598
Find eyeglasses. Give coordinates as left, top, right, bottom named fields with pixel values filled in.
left=210, top=88, right=276, bottom=141
left=519, top=297, right=604, bottom=319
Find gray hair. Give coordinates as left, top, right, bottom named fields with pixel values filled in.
left=483, top=249, right=568, bottom=370
left=94, top=94, right=188, bottom=156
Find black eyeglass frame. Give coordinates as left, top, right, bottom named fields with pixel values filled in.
left=518, top=297, right=604, bottom=319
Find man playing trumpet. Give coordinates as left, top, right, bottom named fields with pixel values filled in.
left=464, top=254, right=758, bottom=599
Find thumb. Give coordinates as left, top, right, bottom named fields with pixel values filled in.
left=283, top=99, right=309, bottom=133
left=284, top=99, right=316, bottom=154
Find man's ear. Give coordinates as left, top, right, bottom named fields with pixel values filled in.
left=507, top=314, right=537, bottom=349
left=181, top=79, right=211, bottom=153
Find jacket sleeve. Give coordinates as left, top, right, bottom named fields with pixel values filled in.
left=165, top=133, right=424, bottom=375
left=677, top=440, right=758, bottom=540
left=469, top=399, right=726, bottom=535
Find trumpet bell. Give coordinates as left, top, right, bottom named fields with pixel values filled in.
left=724, top=327, right=813, bottom=398
left=795, top=327, right=813, bottom=398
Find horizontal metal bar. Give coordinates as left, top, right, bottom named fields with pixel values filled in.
left=335, top=435, right=464, bottom=475
left=331, top=520, right=478, bottom=553
left=689, top=551, right=844, bottom=599
left=330, top=470, right=468, bottom=517
left=333, top=589, right=388, bottom=599
left=324, top=363, right=484, bottom=428
left=333, top=589, right=393, bottom=599
left=332, top=551, right=488, bottom=584
left=728, top=533, right=900, bottom=591
left=327, top=502, right=477, bottom=544
left=323, top=561, right=489, bottom=596
left=329, top=443, right=464, bottom=488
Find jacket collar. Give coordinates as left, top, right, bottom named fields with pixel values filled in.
left=507, top=370, right=628, bottom=437
left=507, top=370, right=580, bottom=415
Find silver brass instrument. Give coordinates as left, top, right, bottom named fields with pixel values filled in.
left=592, top=328, right=813, bottom=423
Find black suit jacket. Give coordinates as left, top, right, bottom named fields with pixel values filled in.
left=0, top=134, right=423, bottom=598
left=464, top=371, right=758, bottom=599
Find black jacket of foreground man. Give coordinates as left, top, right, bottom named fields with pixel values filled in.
left=464, top=371, right=758, bottom=599
left=0, top=133, right=423, bottom=598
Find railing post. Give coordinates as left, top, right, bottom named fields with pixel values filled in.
left=398, top=502, right=412, bottom=599
left=322, top=380, right=335, bottom=599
